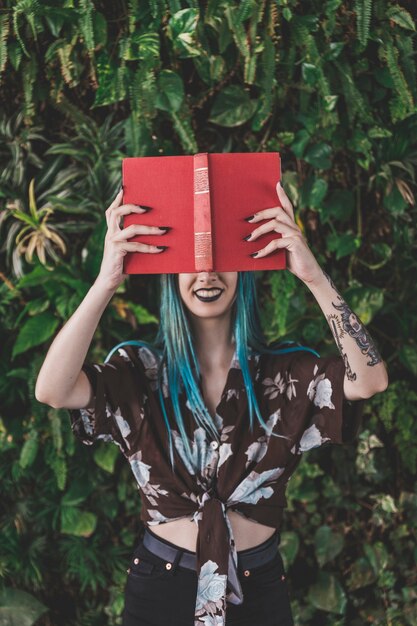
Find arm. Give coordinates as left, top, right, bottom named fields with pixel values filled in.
left=35, top=281, right=116, bottom=408
left=304, top=268, right=389, bottom=400
left=35, top=187, right=162, bottom=409
left=243, top=181, right=389, bottom=400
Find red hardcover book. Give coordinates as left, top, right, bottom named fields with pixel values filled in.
left=122, top=152, right=286, bottom=274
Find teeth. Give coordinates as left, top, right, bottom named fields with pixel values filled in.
left=196, top=289, right=222, bottom=297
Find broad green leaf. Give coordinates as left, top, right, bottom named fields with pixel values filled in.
left=302, top=63, right=320, bottom=86
left=304, top=142, right=332, bottom=169
left=61, top=480, right=93, bottom=507
left=300, top=177, right=328, bottom=209
left=323, top=95, right=338, bottom=111
left=209, top=85, right=257, bottom=127
left=308, top=571, right=347, bottom=614
left=364, top=542, right=389, bottom=574
left=168, top=9, right=201, bottom=58
left=347, top=557, right=377, bottom=590
left=279, top=531, right=300, bottom=569
left=399, top=344, right=417, bottom=376
left=387, top=6, right=415, bottom=31
left=92, top=11, right=108, bottom=46
left=383, top=185, right=408, bottom=215
left=60, top=507, right=97, bottom=537
left=321, top=189, right=354, bottom=223
left=129, top=302, right=159, bottom=325
left=155, top=70, right=185, bottom=113
left=326, top=232, right=361, bottom=260
left=12, top=312, right=59, bottom=359
left=343, top=286, right=384, bottom=324
left=19, top=431, right=39, bottom=469
left=314, top=525, right=344, bottom=566
left=0, top=588, right=48, bottom=626
left=292, top=129, right=311, bottom=158
left=93, top=443, right=119, bottom=474
left=325, top=42, right=345, bottom=60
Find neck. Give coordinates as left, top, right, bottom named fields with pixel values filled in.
left=190, top=314, right=235, bottom=372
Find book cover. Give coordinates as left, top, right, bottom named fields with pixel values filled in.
left=122, top=152, right=286, bottom=274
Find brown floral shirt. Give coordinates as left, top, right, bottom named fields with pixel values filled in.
left=68, top=343, right=365, bottom=626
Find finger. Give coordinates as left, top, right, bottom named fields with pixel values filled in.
left=120, top=242, right=168, bottom=253
left=107, top=203, right=148, bottom=232
left=245, top=205, right=296, bottom=225
left=107, top=188, right=124, bottom=212
left=113, top=224, right=168, bottom=241
left=276, top=182, right=295, bottom=221
left=246, top=213, right=299, bottom=240
left=250, top=236, right=295, bottom=258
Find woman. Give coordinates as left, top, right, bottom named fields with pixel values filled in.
left=35, top=182, right=388, bottom=626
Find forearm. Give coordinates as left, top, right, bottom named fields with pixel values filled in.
left=35, top=280, right=115, bottom=405
left=305, top=268, right=389, bottom=397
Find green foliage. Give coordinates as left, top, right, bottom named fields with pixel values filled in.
left=0, top=0, right=416, bottom=624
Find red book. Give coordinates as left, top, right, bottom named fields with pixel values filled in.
left=122, top=152, right=286, bottom=274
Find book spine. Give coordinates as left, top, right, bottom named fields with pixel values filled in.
left=193, top=152, right=213, bottom=272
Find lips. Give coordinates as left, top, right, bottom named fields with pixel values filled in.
left=193, top=287, right=224, bottom=302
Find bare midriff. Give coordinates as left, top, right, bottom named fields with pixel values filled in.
left=147, top=509, right=276, bottom=552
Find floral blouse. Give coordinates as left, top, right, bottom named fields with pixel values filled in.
left=68, top=343, right=365, bottom=626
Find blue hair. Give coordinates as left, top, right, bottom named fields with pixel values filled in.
left=105, top=272, right=319, bottom=472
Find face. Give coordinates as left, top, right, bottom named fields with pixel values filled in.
left=177, top=272, right=238, bottom=319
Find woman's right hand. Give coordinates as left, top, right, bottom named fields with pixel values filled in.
left=95, top=188, right=169, bottom=293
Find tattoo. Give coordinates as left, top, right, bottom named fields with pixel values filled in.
left=322, top=270, right=383, bottom=368
left=327, top=315, right=357, bottom=381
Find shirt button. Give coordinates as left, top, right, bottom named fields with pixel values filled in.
left=133, top=558, right=140, bottom=565
left=244, top=569, right=250, bottom=577
left=210, top=440, right=219, bottom=450
left=165, top=562, right=172, bottom=570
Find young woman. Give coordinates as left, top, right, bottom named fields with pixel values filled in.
left=36, top=183, right=388, bottom=626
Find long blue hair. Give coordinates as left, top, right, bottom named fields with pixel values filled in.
left=105, top=272, right=319, bottom=472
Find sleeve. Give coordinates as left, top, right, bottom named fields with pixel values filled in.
left=290, top=352, right=366, bottom=452
left=67, top=345, right=148, bottom=457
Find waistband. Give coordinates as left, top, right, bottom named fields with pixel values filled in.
left=142, top=526, right=281, bottom=572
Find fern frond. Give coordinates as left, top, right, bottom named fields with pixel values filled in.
left=394, top=33, right=417, bottom=105
left=384, top=35, right=414, bottom=116
left=171, top=105, right=198, bottom=154
left=225, top=6, right=250, bottom=58
left=22, top=55, right=37, bottom=123
left=0, top=14, right=10, bottom=75
left=334, top=58, right=373, bottom=126
left=236, top=0, right=255, bottom=23
left=79, top=0, right=95, bottom=51
left=252, top=35, right=276, bottom=130
left=354, top=0, right=372, bottom=47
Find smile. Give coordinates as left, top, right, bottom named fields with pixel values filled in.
left=193, top=288, right=224, bottom=302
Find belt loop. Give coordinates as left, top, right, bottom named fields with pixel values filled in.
left=168, top=547, right=183, bottom=575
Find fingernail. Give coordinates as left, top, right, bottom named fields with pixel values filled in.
left=159, top=226, right=171, bottom=231
left=244, top=215, right=255, bottom=222
left=138, top=205, right=152, bottom=212
left=118, top=184, right=123, bottom=193
left=243, top=234, right=252, bottom=241
left=249, top=251, right=258, bottom=257
left=157, top=245, right=168, bottom=250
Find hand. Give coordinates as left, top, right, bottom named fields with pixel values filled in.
left=95, top=188, right=170, bottom=293
left=244, top=181, right=322, bottom=284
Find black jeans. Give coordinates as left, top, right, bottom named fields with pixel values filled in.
left=122, top=529, right=294, bottom=626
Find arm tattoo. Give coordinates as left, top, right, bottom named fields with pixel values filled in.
left=322, top=270, right=383, bottom=368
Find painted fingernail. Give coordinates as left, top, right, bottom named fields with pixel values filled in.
left=138, top=205, right=152, bottom=212
left=249, top=251, right=258, bottom=257
left=159, top=226, right=171, bottom=231
left=157, top=245, right=168, bottom=250
left=243, top=234, right=252, bottom=241
left=244, top=215, right=255, bottom=222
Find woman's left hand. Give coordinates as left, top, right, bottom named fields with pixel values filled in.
left=245, top=181, right=323, bottom=285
